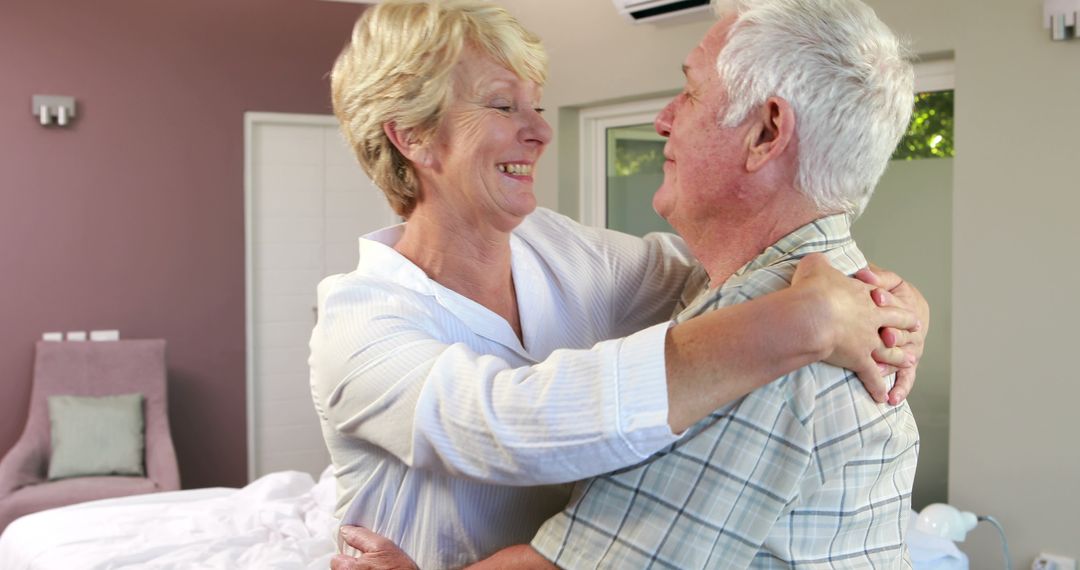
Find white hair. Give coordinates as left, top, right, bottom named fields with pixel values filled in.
left=712, top=0, right=914, bottom=216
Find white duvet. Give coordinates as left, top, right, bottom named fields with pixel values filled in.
left=0, top=468, right=339, bottom=569
left=0, top=472, right=969, bottom=570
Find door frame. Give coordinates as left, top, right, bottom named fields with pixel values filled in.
left=578, top=96, right=672, bottom=228
left=243, top=112, right=338, bottom=482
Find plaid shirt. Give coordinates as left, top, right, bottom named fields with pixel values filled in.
left=532, top=215, right=919, bottom=569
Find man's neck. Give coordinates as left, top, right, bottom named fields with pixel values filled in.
left=691, top=198, right=822, bottom=286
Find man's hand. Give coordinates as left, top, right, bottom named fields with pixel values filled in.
left=333, top=526, right=557, bottom=570
left=857, top=263, right=931, bottom=405
left=331, top=526, right=418, bottom=570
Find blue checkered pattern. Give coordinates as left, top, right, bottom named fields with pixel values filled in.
left=532, top=215, right=920, bottom=569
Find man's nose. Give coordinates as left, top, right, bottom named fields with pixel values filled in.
left=654, top=100, right=675, bottom=137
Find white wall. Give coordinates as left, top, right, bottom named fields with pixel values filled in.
left=497, top=0, right=1080, bottom=566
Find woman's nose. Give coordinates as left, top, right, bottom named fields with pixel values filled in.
left=522, top=109, right=552, bottom=146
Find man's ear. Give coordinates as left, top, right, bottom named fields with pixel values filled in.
left=384, top=122, right=435, bottom=168
left=745, top=97, right=795, bottom=173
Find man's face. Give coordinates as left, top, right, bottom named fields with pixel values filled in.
left=652, top=17, right=746, bottom=238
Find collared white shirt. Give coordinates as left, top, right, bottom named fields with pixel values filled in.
left=309, top=208, right=696, bottom=569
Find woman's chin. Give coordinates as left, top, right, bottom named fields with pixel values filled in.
left=512, top=193, right=538, bottom=217
left=492, top=195, right=537, bottom=231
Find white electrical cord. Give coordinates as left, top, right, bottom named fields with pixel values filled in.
left=978, top=515, right=1012, bottom=570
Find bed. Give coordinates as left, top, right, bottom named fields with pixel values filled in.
left=0, top=468, right=338, bottom=569
left=0, top=467, right=966, bottom=569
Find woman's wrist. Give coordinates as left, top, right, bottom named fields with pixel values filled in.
left=787, top=282, right=837, bottom=364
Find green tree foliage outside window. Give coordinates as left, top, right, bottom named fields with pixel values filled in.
left=612, top=89, right=954, bottom=175
left=893, top=90, right=954, bottom=160
left=613, top=138, right=666, bottom=177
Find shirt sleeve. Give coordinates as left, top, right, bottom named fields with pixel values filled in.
left=310, top=210, right=702, bottom=487
left=534, top=209, right=697, bottom=339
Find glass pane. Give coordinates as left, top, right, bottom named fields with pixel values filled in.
left=605, top=124, right=675, bottom=237
left=892, top=90, right=954, bottom=160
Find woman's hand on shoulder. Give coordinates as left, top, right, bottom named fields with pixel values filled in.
left=791, top=254, right=922, bottom=404
left=856, top=262, right=930, bottom=405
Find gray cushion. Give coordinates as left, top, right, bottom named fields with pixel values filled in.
left=47, top=393, right=145, bottom=480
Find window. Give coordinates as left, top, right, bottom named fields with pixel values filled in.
left=893, top=89, right=955, bottom=160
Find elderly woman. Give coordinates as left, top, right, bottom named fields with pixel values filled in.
left=310, top=1, right=926, bottom=568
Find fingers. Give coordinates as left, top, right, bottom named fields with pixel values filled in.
left=332, top=554, right=366, bottom=570
left=852, top=266, right=881, bottom=287
left=880, top=327, right=898, bottom=348
left=872, top=346, right=909, bottom=368
left=872, top=290, right=922, bottom=333
left=792, top=252, right=832, bottom=284
left=340, top=525, right=377, bottom=551
left=852, top=358, right=888, bottom=403
left=875, top=305, right=921, bottom=334
left=864, top=262, right=904, bottom=291
left=878, top=363, right=899, bottom=376
left=889, top=368, right=915, bottom=405
left=881, top=327, right=925, bottom=350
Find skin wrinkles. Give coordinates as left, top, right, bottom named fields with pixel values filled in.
left=415, top=51, right=550, bottom=236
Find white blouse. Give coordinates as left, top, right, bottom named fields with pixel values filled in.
left=308, top=207, right=695, bottom=569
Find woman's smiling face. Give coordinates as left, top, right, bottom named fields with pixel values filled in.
left=419, top=50, right=552, bottom=231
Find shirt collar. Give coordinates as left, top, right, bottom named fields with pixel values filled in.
left=731, top=214, right=855, bottom=279
left=354, top=223, right=533, bottom=359
left=678, top=214, right=860, bottom=320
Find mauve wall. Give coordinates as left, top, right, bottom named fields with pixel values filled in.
left=0, top=0, right=365, bottom=489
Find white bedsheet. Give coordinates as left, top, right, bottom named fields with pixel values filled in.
left=0, top=468, right=339, bottom=570
left=0, top=475, right=967, bottom=569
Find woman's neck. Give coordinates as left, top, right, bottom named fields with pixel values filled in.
left=394, top=208, right=523, bottom=342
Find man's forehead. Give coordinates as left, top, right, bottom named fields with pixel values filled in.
left=686, top=17, right=732, bottom=76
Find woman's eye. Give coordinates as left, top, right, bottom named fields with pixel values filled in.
left=491, top=105, right=513, bottom=113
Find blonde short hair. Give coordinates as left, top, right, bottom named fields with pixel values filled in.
left=331, top=0, right=548, bottom=217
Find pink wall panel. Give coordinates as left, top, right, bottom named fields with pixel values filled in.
left=0, top=0, right=365, bottom=488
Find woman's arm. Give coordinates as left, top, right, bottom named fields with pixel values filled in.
left=551, top=211, right=923, bottom=412
left=311, top=279, right=681, bottom=486
left=311, top=255, right=921, bottom=486
left=663, top=253, right=920, bottom=432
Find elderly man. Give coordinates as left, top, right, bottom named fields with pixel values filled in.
left=336, top=0, right=921, bottom=567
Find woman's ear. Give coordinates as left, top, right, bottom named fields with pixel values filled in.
left=745, top=97, right=795, bottom=173
left=384, top=122, right=435, bottom=168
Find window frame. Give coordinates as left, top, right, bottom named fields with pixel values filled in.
left=577, top=59, right=955, bottom=228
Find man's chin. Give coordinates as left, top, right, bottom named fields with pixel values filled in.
left=652, top=189, right=674, bottom=221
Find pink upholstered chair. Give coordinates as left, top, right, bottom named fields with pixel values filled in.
left=0, top=339, right=180, bottom=533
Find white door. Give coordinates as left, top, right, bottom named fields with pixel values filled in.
left=244, top=113, right=399, bottom=481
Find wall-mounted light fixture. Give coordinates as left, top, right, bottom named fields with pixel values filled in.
left=1044, top=0, right=1080, bottom=40
left=32, top=95, right=77, bottom=127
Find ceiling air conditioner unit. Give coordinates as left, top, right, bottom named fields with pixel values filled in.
left=614, top=0, right=712, bottom=23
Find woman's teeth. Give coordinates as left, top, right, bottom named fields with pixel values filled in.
left=497, top=163, right=532, bottom=175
